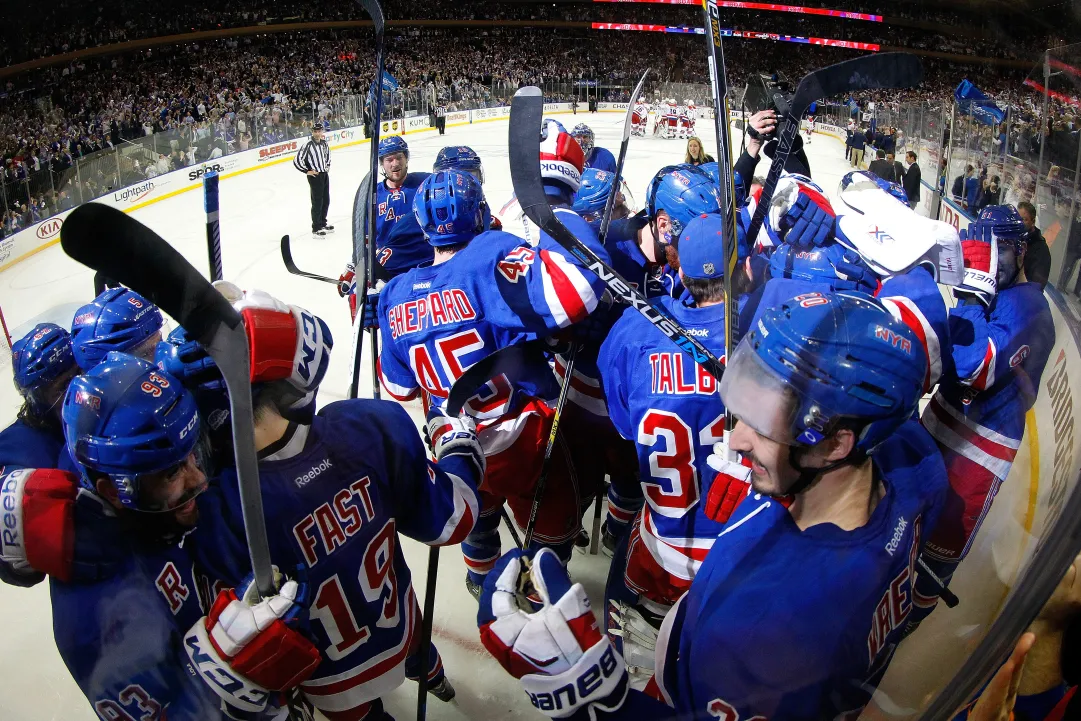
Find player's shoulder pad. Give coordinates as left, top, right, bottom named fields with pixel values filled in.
left=317, top=398, right=416, bottom=441
left=405, top=171, right=431, bottom=188
left=872, top=419, right=947, bottom=492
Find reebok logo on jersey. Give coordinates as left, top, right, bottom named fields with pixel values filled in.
left=686, top=328, right=709, bottom=337
left=884, top=516, right=908, bottom=556
left=413, top=282, right=432, bottom=290
left=295, top=459, right=333, bottom=488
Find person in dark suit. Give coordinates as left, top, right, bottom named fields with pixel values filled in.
left=1017, top=201, right=1051, bottom=289
left=902, top=151, right=921, bottom=209
left=868, top=149, right=895, bottom=183
left=888, top=153, right=905, bottom=185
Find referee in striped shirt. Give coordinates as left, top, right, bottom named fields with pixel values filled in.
left=294, top=120, right=333, bottom=236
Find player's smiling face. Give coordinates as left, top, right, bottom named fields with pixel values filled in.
left=729, top=420, right=800, bottom=496
left=137, top=453, right=208, bottom=526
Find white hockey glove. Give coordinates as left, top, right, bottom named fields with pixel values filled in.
left=185, top=566, right=321, bottom=713
left=478, top=548, right=629, bottom=718
left=425, top=407, right=486, bottom=478
left=704, top=436, right=753, bottom=524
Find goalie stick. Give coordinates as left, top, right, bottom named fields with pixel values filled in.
left=59, top=203, right=275, bottom=598
left=743, top=53, right=923, bottom=249
left=280, top=235, right=339, bottom=285
left=509, top=86, right=725, bottom=382
left=598, top=68, right=649, bottom=243
left=350, top=0, right=386, bottom=403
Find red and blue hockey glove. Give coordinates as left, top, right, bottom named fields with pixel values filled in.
left=425, top=407, right=486, bottom=478
left=478, top=548, right=629, bottom=718
left=184, top=566, right=321, bottom=713
left=0, top=467, right=124, bottom=586
left=362, top=281, right=384, bottom=331
left=768, top=174, right=836, bottom=248
left=338, top=261, right=356, bottom=298
left=704, top=438, right=753, bottom=523
left=955, top=224, right=998, bottom=307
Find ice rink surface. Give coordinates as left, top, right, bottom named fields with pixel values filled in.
left=0, top=113, right=1046, bottom=720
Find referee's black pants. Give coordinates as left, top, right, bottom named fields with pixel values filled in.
left=308, top=172, right=330, bottom=231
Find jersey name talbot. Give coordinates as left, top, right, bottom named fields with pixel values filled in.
left=649, top=351, right=719, bottom=395
left=293, top=476, right=377, bottom=565
left=386, top=290, right=477, bottom=339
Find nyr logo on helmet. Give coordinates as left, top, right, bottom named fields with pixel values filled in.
left=874, top=326, right=912, bottom=355
left=74, top=390, right=101, bottom=410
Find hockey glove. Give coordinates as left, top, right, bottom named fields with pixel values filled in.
left=769, top=174, right=836, bottom=248
left=704, top=439, right=753, bottom=524
left=338, top=262, right=356, bottom=298
left=425, top=407, right=486, bottom=478
left=478, top=548, right=629, bottom=718
left=185, top=566, right=321, bottom=713
left=233, top=289, right=334, bottom=391
left=155, top=326, right=225, bottom=394
left=362, top=281, right=384, bottom=331
left=955, top=225, right=997, bottom=307
left=0, top=467, right=124, bottom=585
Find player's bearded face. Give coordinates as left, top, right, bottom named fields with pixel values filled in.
left=730, top=420, right=800, bottom=495
left=139, top=453, right=208, bottom=526
left=382, top=152, right=407, bottom=183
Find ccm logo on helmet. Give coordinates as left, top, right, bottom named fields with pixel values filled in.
left=179, top=413, right=198, bottom=440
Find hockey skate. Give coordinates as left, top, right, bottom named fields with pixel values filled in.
left=427, top=676, right=456, bottom=702
left=465, top=572, right=483, bottom=601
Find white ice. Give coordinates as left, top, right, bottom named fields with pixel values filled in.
left=0, top=113, right=1018, bottom=720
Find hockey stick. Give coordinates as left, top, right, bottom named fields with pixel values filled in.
left=522, top=343, right=578, bottom=550
left=204, top=171, right=223, bottom=282
left=917, top=557, right=960, bottom=608
left=598, top=68, right=649, bottom=244
left=60, top=203, right=275, bottom=598
left=350, top=0, right=386, bottom=402
left=701, top=0, right=742, bottom=454
left=509, top=86, right=725, bottom=382
left=446, top=339, right=550, bottom=417
left=743, top=53, right=923, bottom=248
left=280, top=235, right=339, bottom=285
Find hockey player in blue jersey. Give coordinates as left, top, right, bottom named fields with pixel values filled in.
left=342, top=136, right=431, bottom=318
left=4, top=353, right=317, bottom=720
left=1, top=323, right=77, bottom=469
left=477, top=292, right=947, bottom=721
left=913, top=204, right=1056, bottom=625
left=596, top=214, right=741, bottom=685
left=70, top=287, right=165, bottom=369
left=572, top=124, right=617, bottom=173
left=182, top=288, right=482, bottom=720
left=378, top=122, right=609, bottom=594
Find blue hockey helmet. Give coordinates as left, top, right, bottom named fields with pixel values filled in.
left=12, top=323, right=77, bottom=415
left=697, top=162, right=746, bottom=208
left=71, top=288, right=164, bottom=370
left=646, top=165, right=721, bottom=242
left=434, top=146, right=484, bottom=185
left=769, top=242, right=878, bottom=295
left=414, top=170, right=491, bottom=247
left=838, top=170, right=908, bottom=208
left=571, top=123, right=595, bottom=157
left=572, top=168, right=616, bottom=222
left=378, top=135, right=409, bottom=160
left=63, top=352, right=202, bottom=511
left=721, top=291, right=925, bottom=455
left=969, top=204, right=1028, bottom=287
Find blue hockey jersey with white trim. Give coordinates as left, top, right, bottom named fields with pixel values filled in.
left=377, top=216, right=609, bottom=424
left=586, top=146, right=618, bottom=174
left=50, top=500, right=225, bottom=721
left=597, top=294, right=732, bottom=601
left=586, top=421, right=946, bottom=721
left=193, top=400, right=479, bottom=717
left=0, top=418, right=64, bottom=470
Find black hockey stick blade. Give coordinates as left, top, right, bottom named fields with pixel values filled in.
left=599, top=68, right=649, bottom=243
left=60, top=203, right=276, bottom=597
left=446, top=340, right=551, bottom=417
left=359, top=0, right=384, bottom=33
left=745, top=53, right=923, bottom=245
left=281, top=235, right=339, bottom=285
left=509, top=86, right=725, bottom=382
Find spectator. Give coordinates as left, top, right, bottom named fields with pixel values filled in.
left=1018, top=201, right=1051, bottom=289
left=845, top=123, right=854, bottom=162
left=850, top=127, right=866, bottom=168
left=888, top=152, right=904, bottom=185
left=868, top=148, right=895, bottom=183
left=965, top=167, right=982, bottom=210
left=684, top=137, right=714, bottom=166
left=953, top=164, right=973, bottom=204
left=902, top=151, right=921, bottom=210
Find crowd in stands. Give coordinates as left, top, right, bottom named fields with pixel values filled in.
left=0, top=0, right=1077, bottom=239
